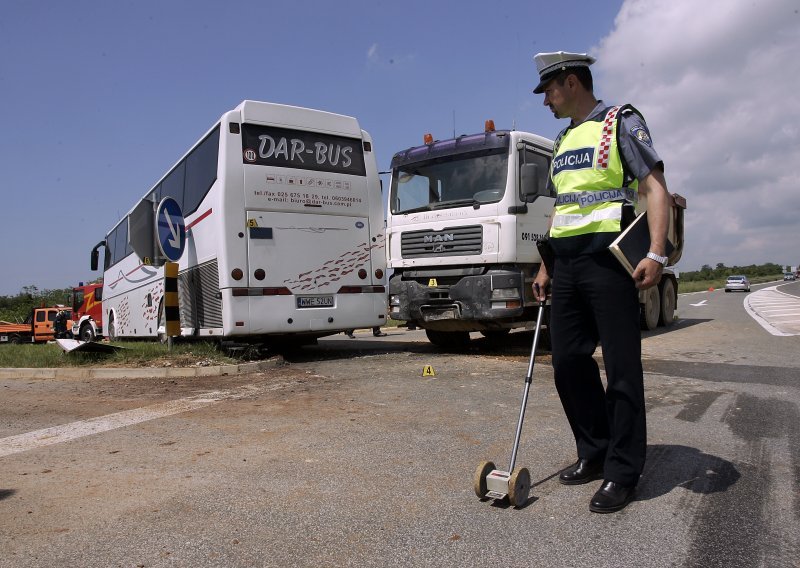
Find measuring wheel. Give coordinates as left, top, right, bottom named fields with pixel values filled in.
left=473, top=460, right=495, bottom=499
left=507, top=467, right=531, bottom=508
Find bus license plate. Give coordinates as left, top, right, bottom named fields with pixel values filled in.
left=296, top=295, right=334, bottom=308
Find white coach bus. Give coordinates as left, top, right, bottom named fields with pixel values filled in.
left=91, top=100, right=387, bottom=343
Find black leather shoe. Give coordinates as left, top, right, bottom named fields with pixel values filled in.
left=589, top=481, right=635, bottom=513
left=558, top=458, right=604, bottom=485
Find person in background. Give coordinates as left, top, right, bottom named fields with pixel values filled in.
left=344, top=326, right=387, bottom=338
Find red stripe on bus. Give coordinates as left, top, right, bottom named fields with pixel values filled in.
left=186, top=208, right=213, bottom=231
left=108, top=263, right=150, bottom=288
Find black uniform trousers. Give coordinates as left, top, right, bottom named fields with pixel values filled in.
left=549, top=250, right=646, bottom=487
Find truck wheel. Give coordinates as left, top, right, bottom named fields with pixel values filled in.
left=79, top=324, right=96, bottom=343
left=9, top=335, right=22, bottom=345
left=639, top=286, right=660, bottom=331
left=658, top=278, right=676, bottom=327
left=425, top=329, right=470, bottom=349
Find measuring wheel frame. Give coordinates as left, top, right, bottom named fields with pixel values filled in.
left=471, top=303, right=546, bottom=509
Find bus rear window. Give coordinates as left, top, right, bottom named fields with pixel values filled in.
left=241, top=124, right=366, bottom=177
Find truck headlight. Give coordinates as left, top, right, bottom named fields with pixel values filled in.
left=491, top=287, right=522, bottom=310
left=491, top=288, right=520, bottom=300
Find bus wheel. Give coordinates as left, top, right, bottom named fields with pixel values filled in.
left=108, top=314, right=118, bottom=342
left=425, top=329, right=470, bottom=349
left=658, top=278, right=676, bottom=327
left=79, top=324, right=96, bottom=343
left=639, top=286, right=660, bottom=331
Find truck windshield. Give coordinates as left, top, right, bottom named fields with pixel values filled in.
left=390, top=149, right=508, bottom=214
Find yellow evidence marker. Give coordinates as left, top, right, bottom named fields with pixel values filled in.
left=422, top=365, right=436, bottom=377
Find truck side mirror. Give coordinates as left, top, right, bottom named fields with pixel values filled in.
left=520, top=163, right=546, bottom=201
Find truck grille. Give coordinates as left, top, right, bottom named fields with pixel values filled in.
left=401, top=225, right=482, bottom=258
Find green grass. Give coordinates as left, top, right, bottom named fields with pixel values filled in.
left=678, top=273, right=784, bottom=294
left=0, top=340, right=237, bottom=369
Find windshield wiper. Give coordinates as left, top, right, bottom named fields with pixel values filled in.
left=431, top=198, right=478, bottom=210
left=399, top=204, right=434, bottom=214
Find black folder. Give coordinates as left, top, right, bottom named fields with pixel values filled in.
left=608, top=212, right=674, bottom=275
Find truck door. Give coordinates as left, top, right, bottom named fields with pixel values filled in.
left=33, top=309, right=54, bottom=341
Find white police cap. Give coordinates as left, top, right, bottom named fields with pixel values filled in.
left=533, top=51, right=596, bottom=94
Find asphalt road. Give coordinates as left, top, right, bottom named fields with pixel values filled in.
left=1, top=284, right=799, bottom=567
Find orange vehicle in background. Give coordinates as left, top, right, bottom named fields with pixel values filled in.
left=0, top=306, right=74, bottom=344
left=0, top=282, right=102, bottom=345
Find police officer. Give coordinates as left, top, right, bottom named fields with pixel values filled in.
left=531, top=51, right=671, bottom=513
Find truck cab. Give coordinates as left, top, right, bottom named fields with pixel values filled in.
left=386, top=124, right=554, bottom=347
left=386, top=122, right=687, bottom=347
left=69, top=282, right=103, bottom=342
left=0, top=307, right=74, bottom=344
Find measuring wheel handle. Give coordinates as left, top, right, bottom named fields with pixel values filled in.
left=508, top=467, right=531, bottom=508
left=473, top=460, right=496, bottom=499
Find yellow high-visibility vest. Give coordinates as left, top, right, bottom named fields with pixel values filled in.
left=550, top=106, right=638, bottom=240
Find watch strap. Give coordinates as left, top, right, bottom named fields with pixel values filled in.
left=646, top=251, right=668, bottom=266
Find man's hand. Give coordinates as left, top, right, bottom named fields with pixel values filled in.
left=533, top=271, right=550, bottom=302
left=632, top=258, right=663, bottom=289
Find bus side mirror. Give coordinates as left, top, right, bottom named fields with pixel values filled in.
left=520, top=163, right=546, bottom=201
left=90, top=241, right=104, bottom=271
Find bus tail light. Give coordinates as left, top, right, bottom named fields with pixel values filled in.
left=358, top=269, right=368, bottom=280
left=374, top=268, right=384, bottom=280
left=231, top=268, right=244, bottom=281
left=232, top=287, right=291, bottom=297
left=262, top=287, right=292, bottom=296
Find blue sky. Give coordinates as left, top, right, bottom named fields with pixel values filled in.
left=1, top=0, right=798, bottom=295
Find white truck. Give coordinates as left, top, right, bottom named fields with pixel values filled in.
left=385, top=122, right=685, bottom=347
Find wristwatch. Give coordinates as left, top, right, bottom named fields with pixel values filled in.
left=646, top=251, right=669, bottom=266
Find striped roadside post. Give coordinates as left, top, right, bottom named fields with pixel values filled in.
left=164, top=262, right=180, bottom=348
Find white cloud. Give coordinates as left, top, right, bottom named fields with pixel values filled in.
left=367, top=43, right=380, bottom=65
left=594, top=0, right=800, bottom=270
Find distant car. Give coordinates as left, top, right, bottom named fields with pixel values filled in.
left=784, top=272, right=797, bottom=281
left=725, top=275, right=751, bottom=292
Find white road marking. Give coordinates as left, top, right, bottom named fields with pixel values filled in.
left=690, top=300, right=708, bottom=307
left=0, top=382, right=293, bottom=458
left=744, top=286, right=800, bottom=336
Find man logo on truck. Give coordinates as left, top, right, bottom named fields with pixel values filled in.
left=423, top=233, right=454, bottom=243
